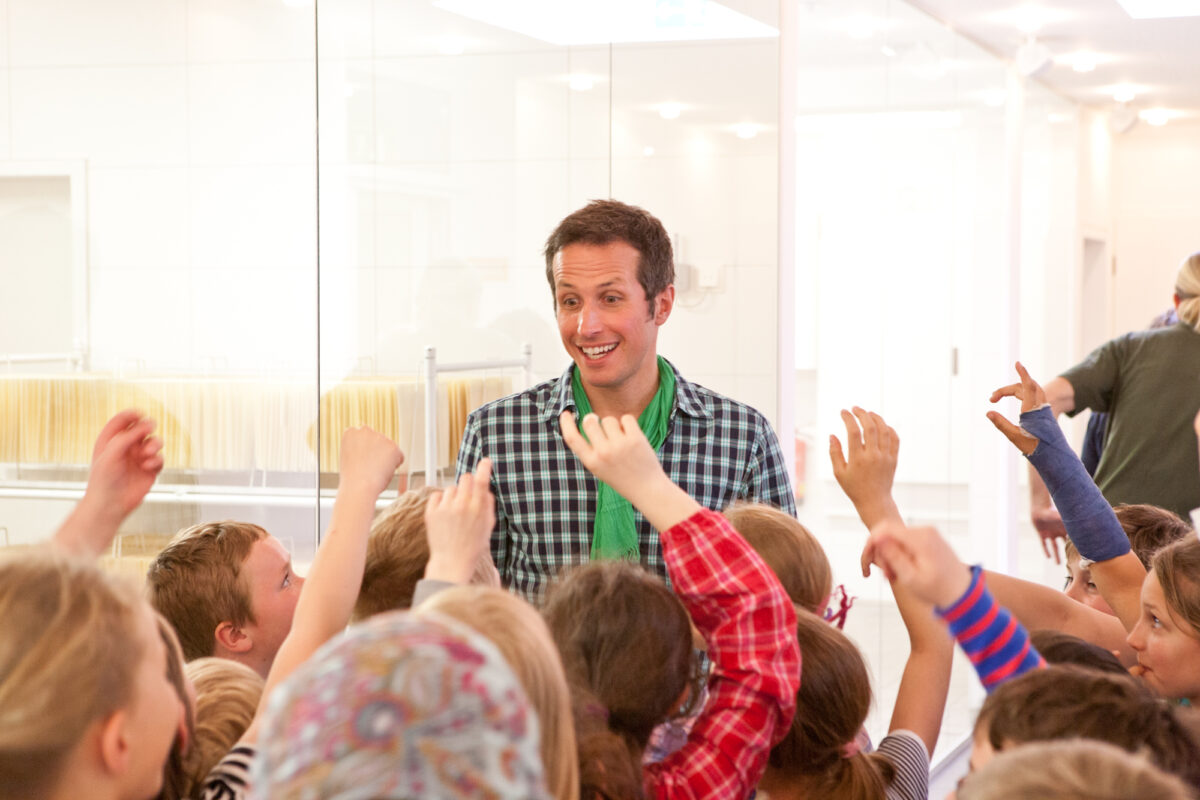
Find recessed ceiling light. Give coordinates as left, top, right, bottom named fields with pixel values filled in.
left=735, top=123, right=759, bottom=139
left=659, top=103, right=683, bottom=120
left=568, top=74, right=595, bottom=92
left=642, top=146, right=655, bottom=157
left=1113, top=85, right=1138, bottom=103
left=1140, top=107, right=1171, bottom=125
left=1115, top=0, right=1200, bottom=19
left=1013, top=4, right=1049, bottom=35
left=1069, top=52, right=1099, bottom=73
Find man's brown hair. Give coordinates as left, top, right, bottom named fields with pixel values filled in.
left=353, top=488, right=436, bottom=622
left=724, top=502, right=831, bottom=614
left=145, top=521, right=267, bottom=662
left=543, top=199, right=675, bottom=316
left=976, top=665, right=1200, bottom=786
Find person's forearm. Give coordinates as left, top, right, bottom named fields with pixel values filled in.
left=889, top=582, right=952, bottom=754
left=292, top=485, right=376, bottom=630
left=53, top=494, right=124, bottom=558
left=1030, top=466, right=1052, bottom=510
left=938, top=566, right=1044, bottom=691
left=624, top=475, right=702, bottom=533
left=1090, top=553, right=1149, bottom=634
left=1043, top=376, right=1076, bottom=416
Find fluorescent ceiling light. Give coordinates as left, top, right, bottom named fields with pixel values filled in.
left=433, top=0, right=778, bottom=46
left=734, top=123, right=759, bottom=139
left=1114, top=0, right=1200, bottom=19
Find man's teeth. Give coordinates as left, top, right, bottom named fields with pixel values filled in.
left=582, top=344, right=616, bottom=358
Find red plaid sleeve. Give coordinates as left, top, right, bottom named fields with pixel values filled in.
left=643, top=508, right=800, bottom=800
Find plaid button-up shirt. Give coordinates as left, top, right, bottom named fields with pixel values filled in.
left=455, top=360, right=797, bottom=601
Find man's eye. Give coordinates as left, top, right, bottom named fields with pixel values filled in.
left=559, top=297, right=578, bottom=308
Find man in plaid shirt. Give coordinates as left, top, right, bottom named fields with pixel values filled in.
left=456, top=199, right=796, bottom=601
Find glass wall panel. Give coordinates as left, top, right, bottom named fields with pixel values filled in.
left=0, top=0, right=321, bottom=572
left=793, top=0, right=1078, bottom=761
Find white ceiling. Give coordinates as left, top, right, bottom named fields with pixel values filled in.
left=909, top=0, right=1200, bottom=116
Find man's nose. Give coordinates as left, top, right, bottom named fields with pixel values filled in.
left=577, top=302, right=602, bottom=335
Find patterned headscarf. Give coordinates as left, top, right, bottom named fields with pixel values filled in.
left=251, top=610, right=551, bottom=800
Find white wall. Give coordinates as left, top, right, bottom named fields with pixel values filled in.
left=1112, top=117, right=1200, bottom=334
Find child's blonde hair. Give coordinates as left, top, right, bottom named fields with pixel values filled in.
left=0, top=550, right=145, bottom=799
left=182, top=657, right=264, bottom=797
left=957, top=739, right=1193, bottom=800
left=724, top=502, right=832, bottom=614
left=420, top=585, right=580, bottom=800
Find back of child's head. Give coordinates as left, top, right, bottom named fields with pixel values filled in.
left=542, top=560, right=697, bottom=755
left=353, top=487, right=437, bottom=621
left=767, top=608, right=894, bottom=799
left=183, top=657, right=264, bottom=797
left=420, top=585, right=579, bottom=800
left=723, top=502, right=832, bottom=614
left=253, top=610, right=552, bottom=799
left=1064, top=504, right=1192, bottom=568
left=1153, top=536, right=1200, bottom=638
left=976, top=664, right=1200, bottom=786
left=0, top=550, right=145, bottom=800
left=1027, top=630, right=1129, bottom=677
left=956, top=739, right=1194, bottom=800
left=146, top=520, right=267, bottom=661
left=570, top=686, right=645, bottom=800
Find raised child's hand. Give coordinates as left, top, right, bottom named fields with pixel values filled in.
left=424, top=459, right=495, bottom=584
left=863, top=521, right=973, bottom=609
left=338, top=426, right=404, bottom=496
left=986, top=362, right=1045, bottom=456
left=83, top=409, right=165, bottom=520
left=559, top=411, right=668, bottom=504
left=829, top=407, right=901, bottom=529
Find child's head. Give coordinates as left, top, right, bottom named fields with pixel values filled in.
left=542, top=561, right=698, bottom=755
left=182, top=657, right=264, bottom=798
left=765, top=609, right=895, bottom=797
left=418, top=585, right=579, bottom=800
left=955, top=739, right=1194, bottom=800
left=253, top=610, right=552, bottom=799
left=0, top=551, right=184, bottom=800
left=1128, top=536, right=1200, bottom=702
left=353, top=488, right=499, bottom=622
left=723, top=502, right=832, bottom=614
left=1063, top=504, right=1191, bottom=614
left=146, top=521, right=303, bottom=678
left=1027, top=630, right=1128, bottom=677
left=971, top=665, right=1200, bottom=785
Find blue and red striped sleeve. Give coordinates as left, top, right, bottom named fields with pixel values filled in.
left=936, top=565, right=1044, bottom=691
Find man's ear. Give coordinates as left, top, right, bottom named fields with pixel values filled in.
left=98, top=709, right=131, bottom=777
left=214, top=620, right=252, bottom=655
left=653, top=285, right=675, bottom=325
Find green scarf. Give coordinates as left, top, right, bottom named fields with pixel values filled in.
left=571, top=356, right=676, bottom=561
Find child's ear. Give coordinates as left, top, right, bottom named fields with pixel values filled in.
left=98, top=709, right=132, bottom=777
left=214, top=621, right=252, bottom=655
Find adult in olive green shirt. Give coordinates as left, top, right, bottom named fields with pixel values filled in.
left=1029, top=253, right=1200, bottom=559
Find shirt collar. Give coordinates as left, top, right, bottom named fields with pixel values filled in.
left=540, top=358, right=713, bottom=422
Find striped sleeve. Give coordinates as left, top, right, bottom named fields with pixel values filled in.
left=936, top=565, right=1044, bottom=691
left=199, top=745, right=255, bottom=800
left=878, top=730, right=930, bottom=800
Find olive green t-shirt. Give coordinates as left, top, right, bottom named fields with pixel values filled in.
left=1061, top=322, right=1200, bottom=520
